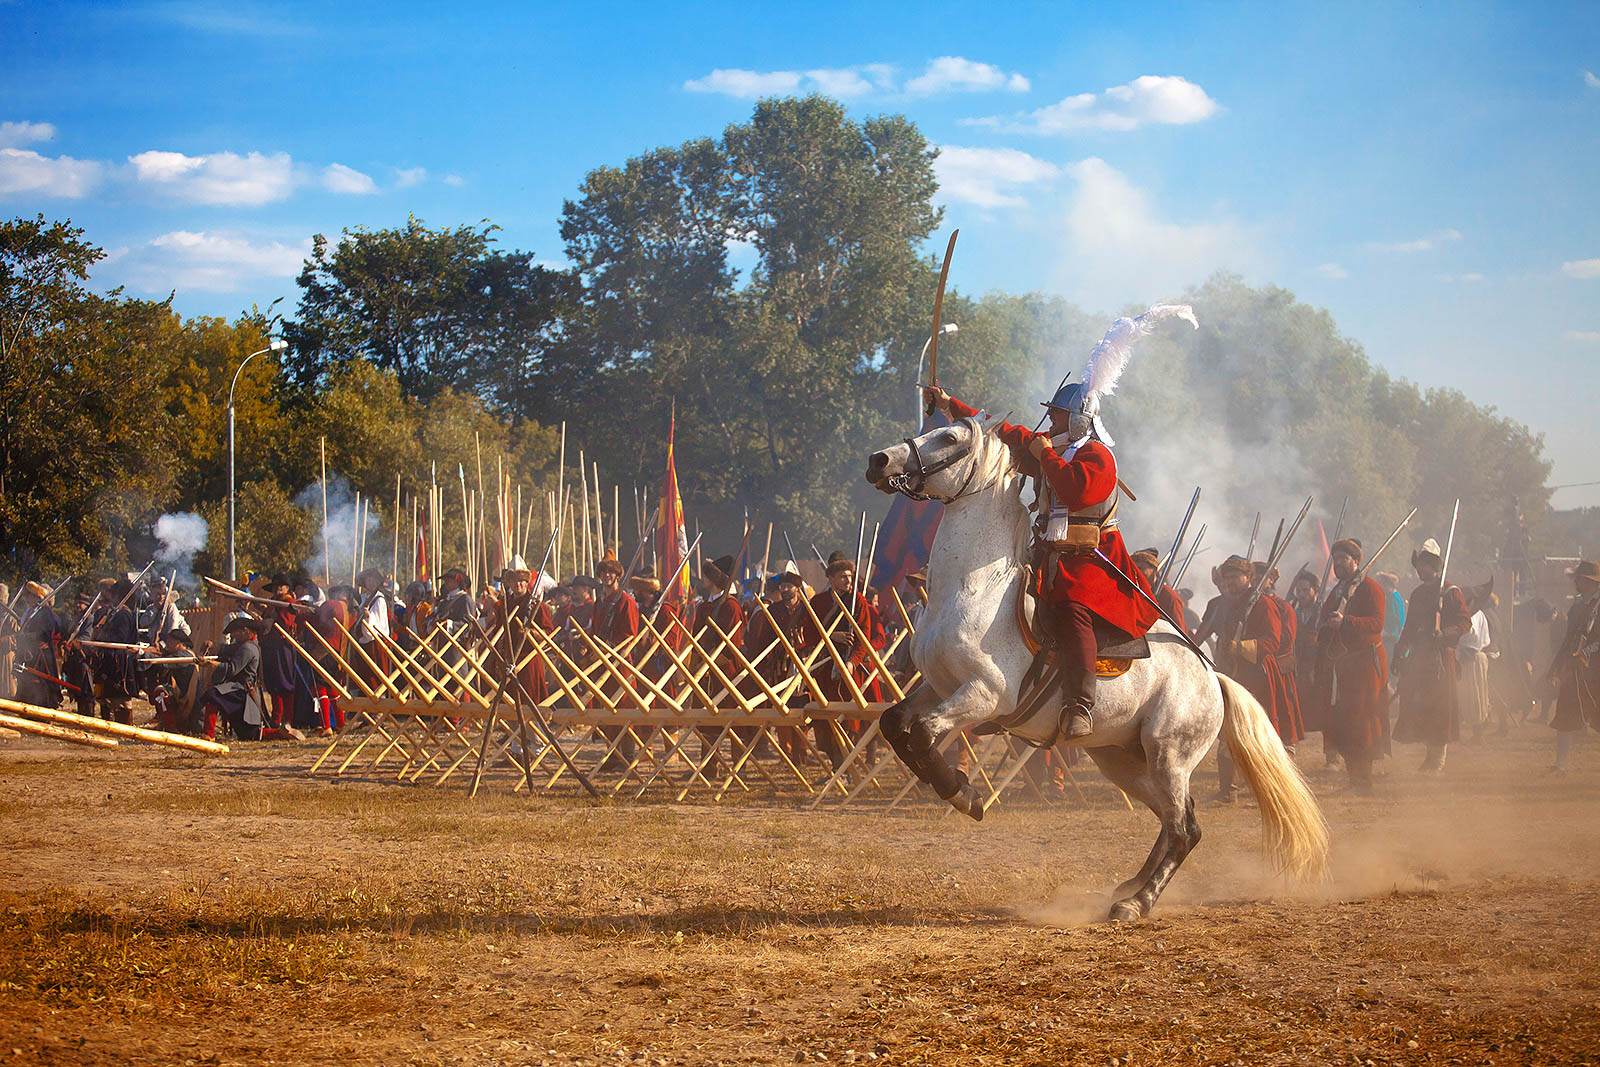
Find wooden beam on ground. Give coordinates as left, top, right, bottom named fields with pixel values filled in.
left=0, top=710, right=119, bottom=748
left=0, top=698, right=227, bottom=754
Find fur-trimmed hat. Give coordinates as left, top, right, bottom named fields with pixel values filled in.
left=1330, top=537, right=1363, bottom=564
left=1212, top=555, right=1251, bottom=583
left=1130, top=548, right=1161, bottom=573
left=502, top=555, right=531, bottom=582
left=825, top=551, right=855, bottom=576
left=1251, top=560, right=1280, bottom=585
left=21, top=580, right=50, bottom=600
left=702, top=554, right=736, bottom=586
left=1411, top=538, right=1443, bottom=569
left=596, top=550, right=624, bottom=579
left=628, top=569, right=661, bottom=593
left=776, top=570, right=805, bottom=587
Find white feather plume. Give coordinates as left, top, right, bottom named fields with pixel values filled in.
left=1081, top=303, right=1198, bottom=401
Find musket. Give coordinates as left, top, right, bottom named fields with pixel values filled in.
left=112, top=558, right=161, bottom=616
left=1317, top=496, right=1349, bottom=596
left=1435, top=498, right=1461, bottom=632
left=1171, top=523, right=1206, bottom=588
left=923, top=229, right=959, bottom=418
left=17, top=664, right=83, bottom=695
left=1245, top=513, right=1261, bottom=563
left=148, top=569, right=177, bottom=646
left=203, top=576, right=317, bottom=616
left=783, top=532, right=799, bottom=574
left=1226, top=496, right=1313, bottom=649
left=1094, top=548, right=1215, bottom=669
left=1153, top=488, right=1201, bottom=594
left=1328, top=506, right=1419, bottom=613
left=18, top=576, right=71, bottom=631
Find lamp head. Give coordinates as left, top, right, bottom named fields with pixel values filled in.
left=269, top=338, right=287, bottom=352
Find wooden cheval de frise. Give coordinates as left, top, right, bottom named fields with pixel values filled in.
left=294, top=588, right=1097, bottom=810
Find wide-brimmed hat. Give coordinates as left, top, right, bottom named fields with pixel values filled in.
left=903, top=567, right=927, bottom=586
left=702, top=554, right=736, bottom=586
left=161, top=628, right=194, bottom=648
left=596, top=550, right=624, bottom=579
left=21, top=580, right=50, bottom=600
left=1568, top=560, right=1600, bottom=583
left=440, top=565, right=471, bottom=589
left=1330, top=538, right=1363, bottom=564
left=223, top=612, right=264, bottom=637
left=570, top=575, right=602, bottom=591
left=1411, top=537, right=1443, bottom=569
left=776, top=570, right=805, bottom=588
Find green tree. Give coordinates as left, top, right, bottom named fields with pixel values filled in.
left=0, top=216, right=175, bottom=580
left=283, top=217, right=577, bottom=408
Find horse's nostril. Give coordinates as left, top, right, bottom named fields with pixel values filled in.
left=868, top=451, right=889, bottom=473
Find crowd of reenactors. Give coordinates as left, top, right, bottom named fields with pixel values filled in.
left=0, top=546, right=931, bottom=761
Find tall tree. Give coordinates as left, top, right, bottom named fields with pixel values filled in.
left=283, top=217, right=577, bottom=409
left=0, top=216, right=174, bottom=579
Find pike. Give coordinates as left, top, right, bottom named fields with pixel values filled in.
left=923, top=229, right=960, bottom=419
left=202, top=576, right=317, bottom=615
left=1227, top=495, right=1314, bottom=648
left=1435, top=498, right=1461, bottom=632
left=1153, top=488, right=1201, bottom=593
left=1317, top=496, right=1349, bottom=595
left=1171, top=523, right=1206, bottom=588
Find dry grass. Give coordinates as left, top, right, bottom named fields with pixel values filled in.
left=2, top=726, right=1599, bottom=1065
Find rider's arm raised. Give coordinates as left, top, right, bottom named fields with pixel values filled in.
left=945, top=395, right=1049, bottom=478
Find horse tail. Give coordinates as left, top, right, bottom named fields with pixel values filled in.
left=1216, top=673, right=1329, bottom=882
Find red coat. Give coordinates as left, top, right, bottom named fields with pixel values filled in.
left=1310, top=575, right=1389, bottom=761
left=803, top=588, right=886, bottom=703
left=1158, top=584, right=1187, bottom=634
left=592, top=589, right=640, bottom=646
left=1230, top=594, right=1305, bottom=747
left=693, top=594, right=746, bottom=678
left=493, top=593, right=555, bottom=703
left=949, top=397, right=1158, bottom=638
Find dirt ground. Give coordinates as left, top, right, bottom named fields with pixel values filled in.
left=2, top=715, right=1599, bottom=1067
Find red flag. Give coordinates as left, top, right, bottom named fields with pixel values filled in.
left=655, top=411, right=691, bottom=607
left=415, top=504, right=430, bottom=582
left=1315, top=519, right=1330, bottom=566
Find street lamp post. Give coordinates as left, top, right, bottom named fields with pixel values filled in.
left=228, top=338, right=287, bottom=581
left=914, top=323, right=958, bottom=430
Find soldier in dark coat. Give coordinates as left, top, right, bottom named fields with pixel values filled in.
left=1546, top=560, right=1600, bottom=771
left=92, top=578, right=141, bottom=724
left=198, top=615, right=264, bottom=740
left=12, top=581, right=65, bottom=708
left=1392, top=538, right=1472, bottom=773
left=1310, top=539, right=1389, bottom=792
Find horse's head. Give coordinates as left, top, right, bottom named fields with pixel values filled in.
left=865, top=414, right=1008, bottom=503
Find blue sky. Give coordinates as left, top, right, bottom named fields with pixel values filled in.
left=5, top=1, right=1598, bottom=504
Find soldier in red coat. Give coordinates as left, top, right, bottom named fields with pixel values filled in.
left=1392, top=537, right=1472, bottom=773
left=1224, top=563, right=1304, bottom=749
left=692, top=555, right=745, bottom=681
left=800, top=552, right=887, bottom=768
left=1131, top=548, right=1188, bottom=635
left=930, top=385, right=1158, bottom=739
left=489, top=557, right=556, bottom=706
left=1310, top=538, right=1389, bottom=792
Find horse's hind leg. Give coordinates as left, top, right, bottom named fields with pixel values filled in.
left=1087, top=744, right=1200, bottom=921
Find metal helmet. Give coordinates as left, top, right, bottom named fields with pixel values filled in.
left=1040, top=380, right=1113, bottom=446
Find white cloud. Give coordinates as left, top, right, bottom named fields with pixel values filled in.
left=395, top=167, right=426, bottom=189
left=0, top=147, right=101, bottom=198
left=906, top=56, right=1029, bottom=96
left=1561, top=258, right=1600, bottom=279
left=934, top=145, right=1059, bottom=208
left=1316, top=262, right=1348, bottom=280
left=684, top=68, right=804, bottom=98
left=1565, top=330, right=1600, bottom=343
left=129, top=149, right=293, bottom=205
left=1052, top=157, right=1261, bottom=309
left=804, top=68, right=874, bottom=97
left=1366, top=228, right=1462, bottom=254
left=1585, top=71, right=1600, bottom=89
left=113, top=230, right=310, bottom=293
left=321, top=162, right=377, bottom=194
left=0, top=121, right=56, bottom=148
left=968, top=75, right=1218, bottom=134
left=442, top=173, right=464, bottom=187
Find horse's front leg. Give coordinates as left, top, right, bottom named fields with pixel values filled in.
left=881, top=678, right=1000, bottom=821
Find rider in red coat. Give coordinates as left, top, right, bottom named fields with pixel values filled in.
left=931, top=384, right=1158, bottom=739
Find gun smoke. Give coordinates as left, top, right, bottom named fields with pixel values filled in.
left=153, top=511, right=209, bottom=590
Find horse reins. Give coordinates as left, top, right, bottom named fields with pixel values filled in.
left=885, top=422, right=989, bottom=504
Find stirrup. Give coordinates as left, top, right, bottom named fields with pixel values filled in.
left=1064, top=710, right=1093, bottom=739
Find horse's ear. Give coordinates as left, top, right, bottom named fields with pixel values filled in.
left=981, top=411, right=1010, bottom=437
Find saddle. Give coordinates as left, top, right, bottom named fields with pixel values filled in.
left=1013, top=564, right=1150, bottom=671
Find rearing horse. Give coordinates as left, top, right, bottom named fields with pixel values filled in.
left=866, top=415, right=1328, bottom=920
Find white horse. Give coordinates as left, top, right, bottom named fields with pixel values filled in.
left=866, top=414, right=1328, bottom=920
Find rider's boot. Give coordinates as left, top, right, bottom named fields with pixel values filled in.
left=1060, top=664, right=1096, bottom=740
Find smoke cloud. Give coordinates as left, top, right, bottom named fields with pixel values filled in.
left=294, top=475, right=387, bottom=588
left=153, top=511, right=209, bottom=589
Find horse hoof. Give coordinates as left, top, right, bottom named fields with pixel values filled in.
left=949, top=784, right=985, bottom=822
left=1108, top=899, right=1143, bottom=922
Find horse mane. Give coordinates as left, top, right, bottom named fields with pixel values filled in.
left=962, top=417, right=1032, bottom=565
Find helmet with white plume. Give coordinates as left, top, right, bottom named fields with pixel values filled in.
left=1041, top=303, right=1199, bottom=445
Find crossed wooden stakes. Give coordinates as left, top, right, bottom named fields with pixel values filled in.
left=285, top=586, right=1099, bottom=811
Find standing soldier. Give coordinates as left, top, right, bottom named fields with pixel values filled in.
left=1286, top=569, right=1327, bottom=763
left=12, top=581, right=65, bottom=708
left=490, top=556, right=556, bottom=706
left=799, top=552, right=887, bottom=768
left=592, top=551, right=641, bottom=769
left=1226, top=562, right=1304, bottom=752
left=93, top=578, right=141, bottom=724
left=1310, top=539, right=1389, bottom=792
left=1545, top=560, right=1599, bottom=771
left=1131, top=548, right=1187, bottom=634
left=1392, top=537, right=1471, bottom=773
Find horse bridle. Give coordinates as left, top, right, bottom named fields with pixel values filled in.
left=884, top=422, right=986, bottom=503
